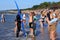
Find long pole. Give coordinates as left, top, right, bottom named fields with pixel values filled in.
left=14, top=0, right=26, bottom=37
left=14, top=0, right=20, bottom=14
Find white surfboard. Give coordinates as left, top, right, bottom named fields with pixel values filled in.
left=50, top=18, right=58, bottom=24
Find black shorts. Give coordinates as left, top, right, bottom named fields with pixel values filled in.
left=17, top=22, right=21, bottom=31
left=29, top=22, right=36, bottom=30
left=29, top=22, right=33, bottom=28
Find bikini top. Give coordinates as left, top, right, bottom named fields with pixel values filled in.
left=41, top=15, right=46, bottom=22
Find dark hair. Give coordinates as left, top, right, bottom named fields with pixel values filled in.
left=30, top=12, right=35, bottom=16
left=32, top=12, right=35, bottom=16
left=41, top=10, right=43, bottom=14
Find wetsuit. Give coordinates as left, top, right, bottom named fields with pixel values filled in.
left=15, top=14, right=21, bottom=37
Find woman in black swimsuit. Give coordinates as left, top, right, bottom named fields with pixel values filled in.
left=39, top=10, right=47, bottom=34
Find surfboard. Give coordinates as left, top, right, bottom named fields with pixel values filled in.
left=14, top=0, right=27, bottom=37
left=50, top=18, right=58, bottom=25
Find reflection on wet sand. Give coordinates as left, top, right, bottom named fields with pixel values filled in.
left=40, top=28, right=44, bottom=40
left=31, top=36, right=36, bottom=40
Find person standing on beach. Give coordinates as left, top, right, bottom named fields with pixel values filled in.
left=14, top=12, right=27, bottom=37
left=21, top=13, right=27, bottom=36
left=29, top=12, right=36, bottom=37
left=46, top=9, right=58, bottom=40
left=33, top=12, right=37, bottom=36
left=1, top=14, right=5, bottom=23
left=22, top=13, right=26, bottom=27
left=15, top=13, right=21, bottom=37
left=39, top=10, right=47, bottom=34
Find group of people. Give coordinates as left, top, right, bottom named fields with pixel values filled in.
left=14, top=9, right=60, bottom=40
left=39, top=9, right=59, bottom=40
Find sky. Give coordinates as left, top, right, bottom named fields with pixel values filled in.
left=0, top=0, right=60, bottom=11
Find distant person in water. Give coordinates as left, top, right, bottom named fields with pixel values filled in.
left=1, top=14, right=5, bottom=23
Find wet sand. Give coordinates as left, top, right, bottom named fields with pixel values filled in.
left=0, top=21, right=60, bottom=40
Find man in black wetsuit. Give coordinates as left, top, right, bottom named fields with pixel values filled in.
left=15, top=13, right=21, bottom=37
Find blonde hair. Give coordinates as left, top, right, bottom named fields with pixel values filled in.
left=41, top=10, right=47, bottom=16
